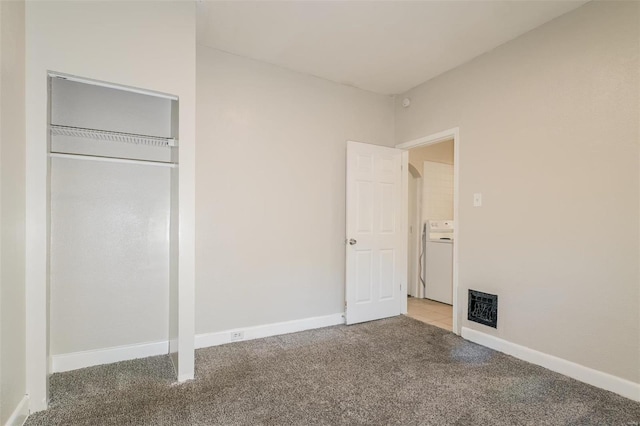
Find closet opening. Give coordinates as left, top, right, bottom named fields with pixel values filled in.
left=47, top=74, right=181, bottom=376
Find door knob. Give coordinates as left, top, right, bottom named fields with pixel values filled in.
left=348, top=238, right=357, bottom=245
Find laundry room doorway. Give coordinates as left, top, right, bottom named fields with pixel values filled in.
left=398, top=128, right=460, bottom=335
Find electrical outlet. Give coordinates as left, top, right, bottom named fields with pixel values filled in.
left=230, top=331, right=244, bottom=341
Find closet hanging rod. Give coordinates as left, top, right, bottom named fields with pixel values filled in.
left=49, top=152, right=177, bottom=168
left=50, top=124, right=178, bottom=147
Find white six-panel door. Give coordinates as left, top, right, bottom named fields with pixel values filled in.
left=346, top=141, right=404, bottom=325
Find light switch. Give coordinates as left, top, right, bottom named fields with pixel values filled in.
left=473, top=193, right=482, bottom=207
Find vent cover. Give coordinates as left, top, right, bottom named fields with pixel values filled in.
left=468, top=290, right=498, bottom=328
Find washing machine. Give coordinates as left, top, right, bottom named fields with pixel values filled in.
left=424, top=220, right=453, bottom=305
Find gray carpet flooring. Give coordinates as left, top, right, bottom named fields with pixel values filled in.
left=26, top=316, right=640, bottom=425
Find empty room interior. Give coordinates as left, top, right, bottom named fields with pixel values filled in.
left=1, top=1, right=639, bottom=425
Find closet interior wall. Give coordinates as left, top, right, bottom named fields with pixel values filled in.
left=48, top=77, right=178, bottom=368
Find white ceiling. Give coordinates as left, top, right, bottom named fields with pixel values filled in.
left=196, top=1, right=587, bottom=95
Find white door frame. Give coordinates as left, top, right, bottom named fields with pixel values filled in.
left=396, top=127, right=460, bottom=335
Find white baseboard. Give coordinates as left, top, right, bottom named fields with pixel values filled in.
left=4, top=395, right=29, bottom=426
left=51, top=340, right=168, bottom=373
left=195, top=313, right=346, bottom=349
left=50, top=313, right=346, bottom=373
left=461, top=327, right=640, bottom=402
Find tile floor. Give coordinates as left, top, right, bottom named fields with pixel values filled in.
left=406, top=297, right=453, bottom=332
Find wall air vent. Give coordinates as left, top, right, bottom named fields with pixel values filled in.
left=468, top=290, right=498, bottom=328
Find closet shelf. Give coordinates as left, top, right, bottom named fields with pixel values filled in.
left=50, top=124, right=177, bottom=147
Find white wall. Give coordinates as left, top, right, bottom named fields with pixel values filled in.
left=25, top=0, right=196, bottom=410
left=51, top=78, right=173, bottom=137
left=196, top=47, right=395, bottom=334
left=422, top=161, right=454, bottom=221
left=0, top=0, right=26, bottom=423
left=49, top=158, right=170, bottom=355
left=395, top=1, right=639, bottom=383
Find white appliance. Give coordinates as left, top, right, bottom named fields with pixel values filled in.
left=424, top=220, right=453, bottom=305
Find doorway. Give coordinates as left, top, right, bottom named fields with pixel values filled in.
left=398, top=128, right=459, bottom=334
